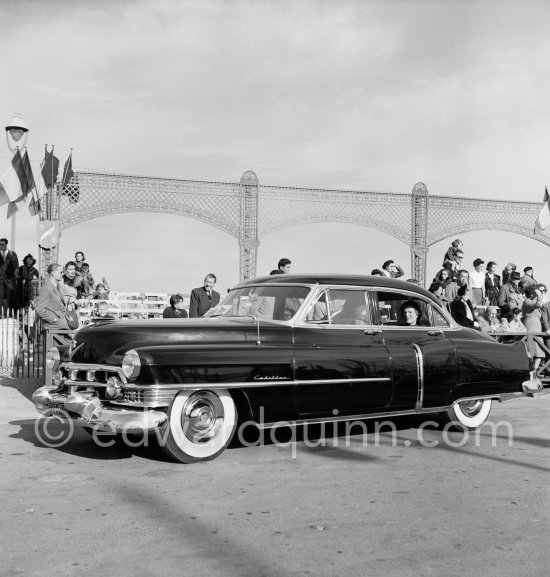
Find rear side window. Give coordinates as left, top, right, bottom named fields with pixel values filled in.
left=374, top=291, right=449, bottom=328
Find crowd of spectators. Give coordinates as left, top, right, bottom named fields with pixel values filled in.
left=0, top=248, right=116, bottom=340
left=5, top=240, right=550, bottom=349
left=424, top=239, right=549, bottom=366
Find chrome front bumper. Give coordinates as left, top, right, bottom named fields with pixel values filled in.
left=32, top=386, right=168, bottom=432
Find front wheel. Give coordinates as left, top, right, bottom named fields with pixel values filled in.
left=160, top=389, right=237, bottom=463
left=440, top=399, right=492, bottom=430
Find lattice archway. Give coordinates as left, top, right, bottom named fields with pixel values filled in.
left=257, top=185, right=411, bottom=244
left=426, top=195, right=550, bottom=248
left=45, top=170, right=550, bottom=287
left=260, top=214, right=410, bottom=244
left=59, top=172, right=241, bottom=238
left=428, top=222, right=550, bottom=249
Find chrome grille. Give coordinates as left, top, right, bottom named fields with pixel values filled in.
left=118, top=388, right=176, bottom=407
left=123, top=389, right=144, bottom=403
left=61, top=363, right=125, bottom=384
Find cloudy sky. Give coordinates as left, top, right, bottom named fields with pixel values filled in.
left=1, top=0, right=550, bottom=294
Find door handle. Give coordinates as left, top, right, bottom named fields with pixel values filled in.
left=428, top=330, right=443, bottom=336
left=364, top=329, right=382, bottom=336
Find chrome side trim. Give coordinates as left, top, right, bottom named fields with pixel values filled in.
left=58, top=363, right=390, bottom=391
left=175, top=377, right=391, bottom=391
left=60, top=376, right=391, bottom=393
left=412, top=343, right=424, bottom=411
left=416, top=405, right=450, bottom=414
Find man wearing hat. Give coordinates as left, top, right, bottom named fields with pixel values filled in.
left=498, top=271, right=524, bottom=309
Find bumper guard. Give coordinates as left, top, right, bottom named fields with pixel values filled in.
left=32, top=386, right=167, bottom=432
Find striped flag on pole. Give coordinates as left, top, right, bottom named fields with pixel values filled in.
left=0, top=149, right=28, bottom=218
left=28, top=147, right=54, bottom=217
left=535, top=187, right=550, bottom=233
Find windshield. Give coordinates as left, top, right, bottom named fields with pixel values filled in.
left=204, top=285, right=311, bottom=320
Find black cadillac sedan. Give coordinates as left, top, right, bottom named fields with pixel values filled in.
left=33, top=275, right=547, bottom=463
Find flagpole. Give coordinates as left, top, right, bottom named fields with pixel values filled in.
left=5, top=114, right=30, bottom=250
left=10, top=145, right=19, bottom=251
left=10, top=212, right=16, bottom=249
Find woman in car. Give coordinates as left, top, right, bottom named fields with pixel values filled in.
left=399, top=300, right=422, bottom=326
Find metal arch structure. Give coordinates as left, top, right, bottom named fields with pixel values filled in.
left=59, top=172, right=242, bottom=237
left=52, top=171, right=550, bottom=287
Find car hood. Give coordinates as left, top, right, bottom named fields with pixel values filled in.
left=70, top=318, right=259, bottom=364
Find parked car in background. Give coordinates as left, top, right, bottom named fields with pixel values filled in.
left=33, top=275, right=547, bottom=463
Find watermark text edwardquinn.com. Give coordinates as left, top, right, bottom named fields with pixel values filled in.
left=34, top=406, right=515, bottom=458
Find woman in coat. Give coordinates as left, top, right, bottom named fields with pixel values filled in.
left=15, top=253, right=39, bottom=310
left=522, top=286, right=545, bottom=371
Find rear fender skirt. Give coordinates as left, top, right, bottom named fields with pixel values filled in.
left=451, top=381, right=512, bottom=401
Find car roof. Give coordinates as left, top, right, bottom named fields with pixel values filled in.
left=235, top=274, right=435, bottom=299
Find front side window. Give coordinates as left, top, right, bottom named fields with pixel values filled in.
left=304, top=289, right=370, bottom=325
left=204, top=285, right=310, bottom=321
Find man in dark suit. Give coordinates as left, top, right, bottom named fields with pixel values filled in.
left=484, top=260, right=501, bottom=306
left=449, top=285, right=479, bottom=329
left=189, top=274, right=220, bottom=318
left=0, top=238, right=19, bottom=312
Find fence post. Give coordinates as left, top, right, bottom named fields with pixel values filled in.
left=44, top=330, right=53, bottom=385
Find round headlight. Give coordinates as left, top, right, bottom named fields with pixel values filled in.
left=121, top=349, right=141, bottom=380
left=105, top=376, right=123, bottom=399
left=45, top=347, right=61, bottom=370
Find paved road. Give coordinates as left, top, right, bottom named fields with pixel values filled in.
left=0, top=375, right=549, bottom=577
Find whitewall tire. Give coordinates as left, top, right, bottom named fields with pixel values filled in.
left=442, top=399, right=492, bottom=430
left=160, top=389, right=237, bottom=463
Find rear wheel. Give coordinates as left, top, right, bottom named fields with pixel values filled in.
left=441, top=399, right=492, bottom=430
left=160, top=389, right=237, bottom=463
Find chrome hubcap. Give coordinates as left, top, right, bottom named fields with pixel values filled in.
left=458, top=399, right=483, bottom=416
left=181, top=392, right=224, bottom=444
